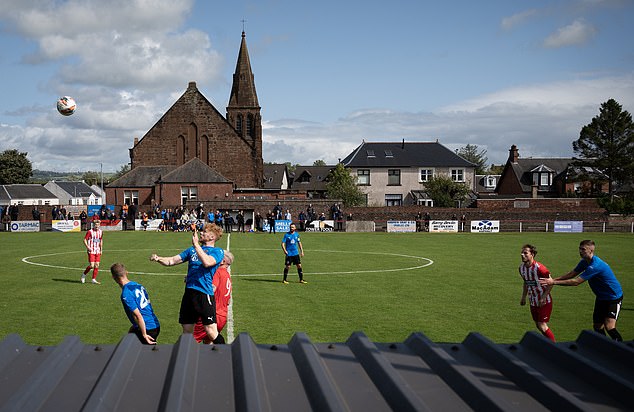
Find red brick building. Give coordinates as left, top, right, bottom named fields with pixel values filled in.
left=107, top=31, right=263, bottom=207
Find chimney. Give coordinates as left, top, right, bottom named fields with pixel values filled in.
left=402, top=138, right=405, bottom=149
left=509, top=145, right=519, bottom=163
left=531, top=184, right=538, bottom=198
left=134, top=137, right=139, bottom=146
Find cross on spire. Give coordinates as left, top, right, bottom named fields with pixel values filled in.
left=241, top=19, right=247, bottom=33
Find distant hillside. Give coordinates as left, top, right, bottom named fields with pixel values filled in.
left=30, top=170, right=116, bottom=185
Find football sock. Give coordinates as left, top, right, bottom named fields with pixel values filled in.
left=607, top=328, right=623, bottom=342
left=283, top=268, right=288, bottom=281
left=542, top=328, right=556, bottom=342
left=83, top=266, right=91, bottom=275
left=298, top=268, right=304, bottom=281
left=92, top=267, right=99, bottom=280
left=213, top=334, right=225, bottom=344
left=594, top=327, right=607, bottom=336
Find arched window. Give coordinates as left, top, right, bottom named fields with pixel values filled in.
left=247, top=114, right=253, bottom=137
left=236, top=115, right=243, bottom=136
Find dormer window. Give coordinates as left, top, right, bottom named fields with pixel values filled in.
left=485, top=176, right=496, bottom=188
left=366, top=150, right=375, bottom=157
left=530, top=164, right=554, bottom=187
left=384, top=150, right=393, bottom=158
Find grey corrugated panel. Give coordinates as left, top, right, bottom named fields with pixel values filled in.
left=405, top=332, right=516, bottom=411
left=1, top=332, right=633, bottom=412
left=520, top=331, right=634, bottom=405
left=574, top=330, right=634, bottom=376
left=462, top=332, right=592, bottom=411
left=1, top=336, right=84, bottom=412
left=346, top=332, right=432, bottom=411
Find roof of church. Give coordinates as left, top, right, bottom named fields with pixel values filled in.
left=228, top=31, right=259, bottom=108
left=161, top=158, right=231, bottom=184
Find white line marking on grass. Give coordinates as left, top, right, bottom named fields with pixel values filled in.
left=226, top=233, right=235, bottom=343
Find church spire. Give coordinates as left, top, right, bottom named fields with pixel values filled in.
left=228, top=31, right=259, bottom=108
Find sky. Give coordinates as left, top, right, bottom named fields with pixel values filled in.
left=0, top=0, right=633, bottom=173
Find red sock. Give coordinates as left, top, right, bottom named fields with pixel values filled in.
left=84, top=266, right=91, bottom=275
left=92, top=267, right=99, bottom=280
left=542, top=328, right=556, bottom=342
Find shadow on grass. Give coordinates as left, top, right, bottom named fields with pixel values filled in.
left=52, top=278, right=84, bottom=284
left=239, top=278, right=282, bottom=283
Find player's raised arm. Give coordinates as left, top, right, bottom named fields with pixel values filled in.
left=150, top=253, right=183, bottom=267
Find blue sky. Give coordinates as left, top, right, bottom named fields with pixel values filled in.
left=0, top=0, right=633, bottom=173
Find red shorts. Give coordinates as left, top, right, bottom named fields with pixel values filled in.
left=530, top=301, right=552, bottom=323
left=193, top=315, right=227, bottom=343
left=87, top=253, right=101, bottom=263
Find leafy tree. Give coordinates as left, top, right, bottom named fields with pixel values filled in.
left=326, top=163, right=366, bottom=206
left=457, top=144, right=488, bottom=174
left=424, top=175, right=471, bottom=207
left=573, top=99, right=634, bottom=196
left=313, top=159, right=326, bottom=166
left=0, top=149, right=33, bottom=184
left=112, top=164, right=130, bottom=181
left=82, top=171, right=100, bottom=186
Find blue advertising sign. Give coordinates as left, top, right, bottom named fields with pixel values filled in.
left=554, top=221, right=583, bottom=233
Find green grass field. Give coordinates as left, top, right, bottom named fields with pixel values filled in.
left=0, top=230, right=631, bottom=345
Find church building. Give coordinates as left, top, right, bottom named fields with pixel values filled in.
left=107, top=31, right=264, bottom=207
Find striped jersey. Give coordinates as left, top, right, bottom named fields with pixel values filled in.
left=84, top=228, right=103, bottom=255
left=518, top=261, right=552, bottom=307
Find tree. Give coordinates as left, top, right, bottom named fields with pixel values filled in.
left=313, top=159, right=326, bottom=166
left=82, top=171, right=100, bottom=186
left=456, top=144, right=488, bottom=174
left=0, top=149, right=33, bottom=184
left=112, top=164, right=130, bottom=181
left=326, top=163, right=366, bottom=206
left=424, top=175, right=471, bottom=208
left=573, top=99, right=634, bottom=196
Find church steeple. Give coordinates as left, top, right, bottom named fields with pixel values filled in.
left=228, top=31, right=259, bottom=109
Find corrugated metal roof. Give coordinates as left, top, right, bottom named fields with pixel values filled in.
left=1, top=331, right=632, bottom=411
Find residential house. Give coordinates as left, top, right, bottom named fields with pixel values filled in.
left=290, top=165, right=334, bottom=199
left=0, top=184, right=59, bottom=206
left=263, top=164, right=290, bottom=190
left=341, top=140, right=477, bottom=206
left=475, top=174, right=501, bottom=198
left=43, top=181, right=99, bottom=205
left=495, top=145, right=609, bottom=197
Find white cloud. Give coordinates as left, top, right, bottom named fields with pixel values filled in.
left=501, top=9, right=538, bottom=30
left=543, top=19, right=597, bottom=48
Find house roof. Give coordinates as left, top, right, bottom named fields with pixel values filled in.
left=263, top=163, right=288, bottom=189
left=342, top=141, right=476, bottom=168
left=49, top=181, right=97, bottom=198
left=1, top=331, right=631, bottom=411
left=510, top=158, right=572, bottom=192
left=108, top=159, right=231, bottom=188
left=0, top=184, right=57, bottom=200
left=290, top=165, right=333, bottom=191
left=160, top=158, right=231, bottom=184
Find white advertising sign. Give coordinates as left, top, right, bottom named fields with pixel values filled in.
left=52, top=220, right=82, bottom=232
left=429, top=220, right=459, bottom=233
left=387, top=220, right=417, bottom=233
left=10, top=221, right=40, bottom=232
left=470, top=220, right=500, bottom=233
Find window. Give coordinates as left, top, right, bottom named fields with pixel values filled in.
left=181, top=186, right=197, bottom=205
left=485, top=176, right=497, bottom=188
left=388, top=169, right=401, bottom=185
left=366, top=150, right=375, bottom=158
left=451, top=169, right=464, bottom=182
left=419, top=168, right=434, bottom=182
left=417, top=199, right=433, bottom=207
left=236, top=115, right=243, bottom=135
left=532, top=172, right=551, bottom=186
left=384, top=150, right=393, bottom=158
left=357, top=169, right=370, bottom=185
left=246, top=114, right=253, bottom=137
left=385, top=194, right=402, bottom=206
left=124, top=190, right=139, bottom=205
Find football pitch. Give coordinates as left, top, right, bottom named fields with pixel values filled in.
left=0, top=230, right=631, bottom=345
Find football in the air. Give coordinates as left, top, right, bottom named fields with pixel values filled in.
left=56, top=96, right=76, bottom=116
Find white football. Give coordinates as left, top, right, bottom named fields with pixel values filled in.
left=56, top=96, right=76, bottom=116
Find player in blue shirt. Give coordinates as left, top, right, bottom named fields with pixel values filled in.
left=282, top=223, right=306, bottom=284
left=110, top=262, right=160, bottom=344
left=150, top=223, right=225, bottom=344
left=540, top=239, right=624, bottom=341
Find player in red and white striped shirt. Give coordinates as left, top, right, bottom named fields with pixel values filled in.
left=82, top=220, right=103, bottom=284
left=519, top=244, right=555, bottom=342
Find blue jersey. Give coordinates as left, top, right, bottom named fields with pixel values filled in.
left=121, top=281, right=159, bottom=331
left=282, top=231, right=301, bottom=256
left=575, top=256, right=623, bottom=300
left=179, top=246, right=224, bottom=295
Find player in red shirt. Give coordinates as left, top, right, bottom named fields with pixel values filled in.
left=82, top=220, right=103, bottom=284
left=193, top=250, right=233, bottom=344
left=519, top=244, right=555, bottom=342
